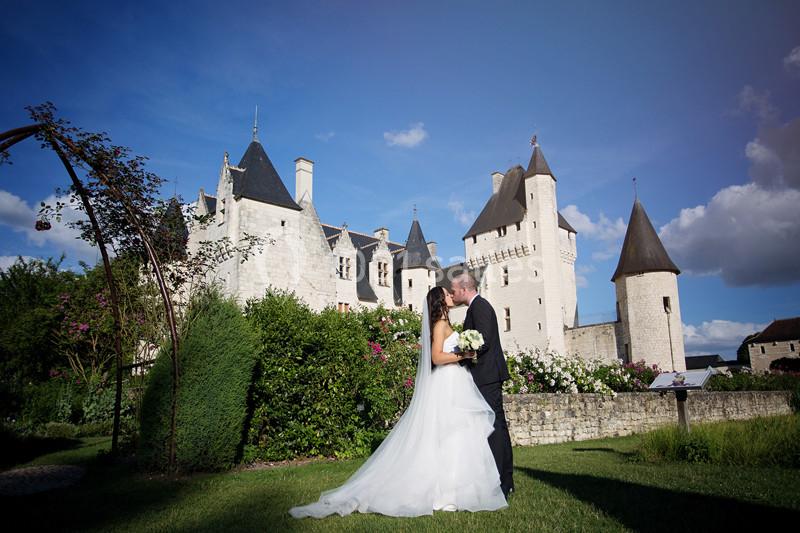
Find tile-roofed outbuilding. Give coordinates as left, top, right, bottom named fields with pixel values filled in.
left=748, top=317, right=800, bottom=344
left=612, top=200, right=680, bottom=282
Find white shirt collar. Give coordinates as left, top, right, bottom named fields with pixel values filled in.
left=468, top=293, right=479, bottom=307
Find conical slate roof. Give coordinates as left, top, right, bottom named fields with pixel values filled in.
left=463, top=165, right=527, bottom=239
left=403, top=219, right=435, bottom=269
left=523, top=143, right=554, bottom=179
left=612, top=200, right=680, bottom=282
left=230, top=141, right=301, bottom=211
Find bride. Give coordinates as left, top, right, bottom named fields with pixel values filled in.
left=289, top=286, right=508, bottom=518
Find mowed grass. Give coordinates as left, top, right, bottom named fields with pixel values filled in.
left=2, top=420, right=800, bottom=532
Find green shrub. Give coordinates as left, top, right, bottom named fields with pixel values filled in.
left=244, top=292, right=420, bottom=461
left=20, top=380, right=67, bottom=426
left=44, top=422, right=79, bottom=439
left=77, top=420, right=113, bottom=437
left=139, top=290, right=258, bottom=472
left=707, top=372, right=800, bottom=411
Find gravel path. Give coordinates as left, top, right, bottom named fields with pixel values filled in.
left=0, top=465, right=86, bottom=496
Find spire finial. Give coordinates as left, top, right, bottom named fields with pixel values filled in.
left=633, top=177, right=638, bottom=200
left=253, top=105, right=259, bottom=142
left=530, top=134, right=538, bottom=147
left=413, top=204, right=418, bottom=220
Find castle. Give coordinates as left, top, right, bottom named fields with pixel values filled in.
left=189, top=126, right=686, bottom=371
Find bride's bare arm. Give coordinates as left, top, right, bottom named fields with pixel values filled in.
left=431, top=320, right=464, bottom=366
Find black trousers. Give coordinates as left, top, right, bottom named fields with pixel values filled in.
left=478, top=381, right=514, bottom=495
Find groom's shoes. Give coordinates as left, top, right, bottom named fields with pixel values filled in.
left=503, top=486, right=514, bottom=500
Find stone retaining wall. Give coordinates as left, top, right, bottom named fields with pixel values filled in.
left=503, top=391, right=794, bottom=446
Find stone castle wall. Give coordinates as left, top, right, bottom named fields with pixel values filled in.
left=504, top=391, right=793, bottom=446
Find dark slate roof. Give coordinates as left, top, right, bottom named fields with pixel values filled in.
left=230, top=141, right=301, bottom=211
left=463, top=163, right=574, bottom=239
left=685, top=354, right=726, bottom=370
left=523, top=143, right=554, bottom=179
left=203, top=194, right=217, bottom=215
left=403, top=219, right=436, bottom=270
left=611, top=200, right=680, bottom=282
left=558, top=212, right=576, bottom=234
left=749, top=317, right=800, bottom=344
left=463, top=165, right=527, bottom=239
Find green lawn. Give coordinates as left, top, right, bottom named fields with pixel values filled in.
left=2, top=430, right=799, bottom=532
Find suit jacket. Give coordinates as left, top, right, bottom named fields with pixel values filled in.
left=463, top=295, right=511, bottom=386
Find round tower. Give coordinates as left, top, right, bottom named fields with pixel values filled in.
left=613, top=199, right=686, bottom=372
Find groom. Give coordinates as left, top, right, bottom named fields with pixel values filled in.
left=451, top=272, right=514, bottom=499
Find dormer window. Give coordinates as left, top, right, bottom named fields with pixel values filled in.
left=516, top=222, right=521, bottom=231
left=378, top=262, right=389, bottom=286
left=472, top=236, right=477, bottom=244
left=497, top=226, right=507, bottom=237
left=338, top=256, right=351, bottom=279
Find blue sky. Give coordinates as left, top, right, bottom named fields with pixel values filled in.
left=2, top=1, right=799, bottom=358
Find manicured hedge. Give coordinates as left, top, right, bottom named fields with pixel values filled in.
left=139, top=290, right=258, bottom=471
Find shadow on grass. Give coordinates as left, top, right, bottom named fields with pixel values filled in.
left=570, top=447, right=638, bottom=460
left=0, top=435, right=82, bottom=470
left=520, top=467, right=799, bottom=532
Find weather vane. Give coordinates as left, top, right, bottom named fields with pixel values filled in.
left=633, top=177, right=638, bottom=200
left=252, top=105, right=259, bottom=142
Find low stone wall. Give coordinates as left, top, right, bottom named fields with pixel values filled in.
left=503, top=391, right=794, bottom=446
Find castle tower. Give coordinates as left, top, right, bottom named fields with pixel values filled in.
left=523, top=140, right=567, bottom=354
left=460, top=139, right=574, bottom=354
left=397, top=217, right=438, bottom=312
left=613, top=199, right=686, bottom=371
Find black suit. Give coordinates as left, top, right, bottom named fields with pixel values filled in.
left=463, top=294, right=514, bottom=497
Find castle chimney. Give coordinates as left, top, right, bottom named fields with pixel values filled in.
left=492, top=171, right=504, bottom=194
left=295, top=157, right=314, bottom=203
left=427, top=241, right=437, bottom=258
left=373, top=227, right=389, bottom=241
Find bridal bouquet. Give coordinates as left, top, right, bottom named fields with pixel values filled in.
left=458, top=329, right=484, bottom=364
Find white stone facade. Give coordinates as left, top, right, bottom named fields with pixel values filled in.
left=189, top=136, right=686, bottom=372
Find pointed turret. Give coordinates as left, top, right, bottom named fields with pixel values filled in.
left=403, top=218, right=435, bottom=269
left=230, top=140, right=301, bottom=211
left=523, top=137, right=554, bottom=179
left=612, top=200, right=680, bottom=282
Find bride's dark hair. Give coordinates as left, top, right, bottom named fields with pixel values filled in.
left=426, top=286, right=450, bottom=341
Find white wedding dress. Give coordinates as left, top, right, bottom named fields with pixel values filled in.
left=289, top=303, right=507, bottom=518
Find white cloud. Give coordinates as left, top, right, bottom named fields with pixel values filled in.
left=683, top=319, right=767, bottom=356
left=736, top=85, right=778, bottom=122
left=384, top=122, right=428, bottom=148
left=447, top=198, right=476, bottom=227
left=0, top=189, right=97, bottom=264
left=784, top=45, right=800, bottom=75
left=561, top=204, right=626, bottom=241
left=746, top=117, right=800, bottom=190
left=659, top=182, right=800, bottom=286
left=0, top=255, right=37, bottom=271
left=575, top=264, right=594, bottom=289
left=315, top=131, right=335, bottom=142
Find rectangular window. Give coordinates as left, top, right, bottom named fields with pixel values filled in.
left=472, top=235, right=477, bottom=244
left=408, top=278, right=413, bottom=288
left=378, top=262, right=389, bottom=286
left=538, top=297, right=542, bottom=305
left=338, top=257, right=352, bottom=279
left=533, top=220, right=537, bottom=229
left=533, top=244, right=536, bottom=251
left=534, top=270, right=538, bottom=277
left=408, top=304, right=413, bottom=311
left=760, top=346, right=765, bottom=354
left=663, top=296, right=671, bottom=314
left=516, top=222, right=521, bottom=231
left=281, top=220, right=286, bottom=227
left=790, top=343, right=795, bottom=352
left=504, top=308, right=511, bottom=332
left=502, top=266, right=509, bottom=286
left=497, top=226, right=507, bottom=237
